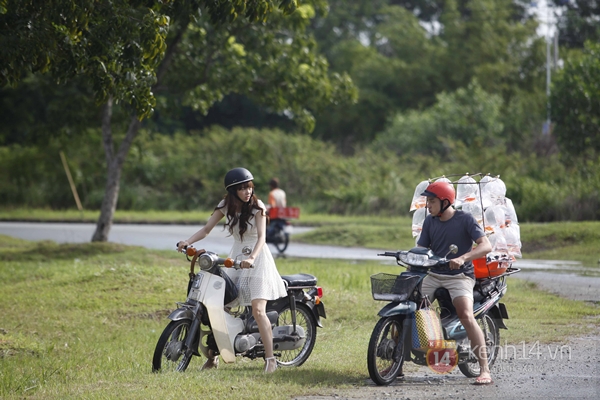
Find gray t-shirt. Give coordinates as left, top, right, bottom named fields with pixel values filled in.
left=417, top=210, right=485, bottom=279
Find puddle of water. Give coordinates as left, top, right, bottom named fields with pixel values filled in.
left=514, top=259, right=600, bottom=277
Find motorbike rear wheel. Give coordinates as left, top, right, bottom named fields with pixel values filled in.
left=458, top=313, right=499, bottom=378
left=274, top=232, right=289, bottom=253
left=152, top=319, right=194, bottom=372
left=367, top=316, right=405, bottom=386
left=275, top=303, right=317, bottom=367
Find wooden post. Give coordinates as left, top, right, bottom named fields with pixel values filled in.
left=59, top=151, right=83, bottom=212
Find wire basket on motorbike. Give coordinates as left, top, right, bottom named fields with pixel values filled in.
left=370, top=273, right=421, bottom=302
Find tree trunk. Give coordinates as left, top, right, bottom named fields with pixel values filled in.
left=91, top=98, right=141, bottom=242
left=90, top=23, right=188, bottom=242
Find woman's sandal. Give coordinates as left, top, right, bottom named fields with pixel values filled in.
left=264, top=356, right=278, bottom=374
left=201, top=356, right=219, bottom=370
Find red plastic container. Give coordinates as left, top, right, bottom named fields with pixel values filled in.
left=268, top=207, right=300, bottom=219
left=473, top=257, right=508, bottom=279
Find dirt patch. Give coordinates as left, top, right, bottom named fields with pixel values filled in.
left=294, top=335, right=599, bottom=399
left=516, top=272, right=600, bottom=303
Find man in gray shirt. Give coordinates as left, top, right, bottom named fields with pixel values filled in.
left=417, top=181, right=493, bottom=385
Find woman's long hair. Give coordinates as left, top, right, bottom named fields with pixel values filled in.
left=216, top=181, right=265, bottom=241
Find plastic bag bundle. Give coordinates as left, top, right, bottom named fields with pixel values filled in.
left=481, top=177, right=506, bottom=209
left=479, top=174, right=493, bottom=192
left=411, top=207, right=426, bottom=238
left=504, top=223, right=522, bottom=258
left=487, top=228, right=510, bottom=261
left=408, top=174, right=522, bottom=266
left=462, top=201, right=483, bottom=225
left=504, top=198, right=519, bottom=226
left=455, top=175, right=479, bottom=208
left=484, top=205, right=505, bottom=233
left=410, top=180, right=429, bottom=211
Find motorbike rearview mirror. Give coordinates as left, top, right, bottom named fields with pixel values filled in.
left=242, top=246, right=252, bottom=256
left=443, top=244, right=459, bottom=259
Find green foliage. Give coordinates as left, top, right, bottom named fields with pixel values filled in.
left=372, top=80, right=504, bottom=156
left=1, top=126, right=600, bottom=221
left=310, top=0, right=545, bottom=149
left=0, top=0, right=171, bottom=118
left=158, top=0, right=356, bottom=134
left=551, top=40, right=600, bottom=160
left=0, top=1, right=331, bottom=121
left=552, top=0, right=600, bottom=50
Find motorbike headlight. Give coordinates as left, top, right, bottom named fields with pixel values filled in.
left=398, top=252, right=409, bottom=264
left=198, top=253, right=217, bottom=271
left=406, top=252, right=429, bottom=266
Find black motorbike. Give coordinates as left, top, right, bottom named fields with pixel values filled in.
left=266, top=218, right=291, bottom=254
left=367, top=246, right=520, bottom=385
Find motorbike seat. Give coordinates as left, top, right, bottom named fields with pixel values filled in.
left=281, top=273, right=317, bottom=287
left=433, top=279, right=497, bottom=317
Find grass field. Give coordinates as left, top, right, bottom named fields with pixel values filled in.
left=1, top=233, right=599, bottom=399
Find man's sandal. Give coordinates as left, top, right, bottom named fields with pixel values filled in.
left=473, top=376, right=494, bottom=385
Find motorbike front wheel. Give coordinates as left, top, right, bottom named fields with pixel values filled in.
left=367, top=316, right=405, bottom=386
left=458, top=313, right=499, bottom=378
left=275, top=303, right=317, bottom=367
left=152, top=319, right=194, bottom=372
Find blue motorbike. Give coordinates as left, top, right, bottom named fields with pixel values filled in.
left=367, top=246, right=520, bottom=385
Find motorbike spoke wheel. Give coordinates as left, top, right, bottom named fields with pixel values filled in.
left=152, top=319, right=194, bottom=373
left=367, top=316, right=405, bottom=386
left=275, top=303, right=317, bottom=367
left=458, top=313, right=499, bottom=378
left=274, top=232, right=289, bottom=253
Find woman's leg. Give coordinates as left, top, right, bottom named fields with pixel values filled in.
left=251, top=298, right=277, bottom=373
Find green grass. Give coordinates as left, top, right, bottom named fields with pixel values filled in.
left=1, top=235, right=599, bottom=399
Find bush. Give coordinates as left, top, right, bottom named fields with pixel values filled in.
left=1, top=127, right=599, bottom=221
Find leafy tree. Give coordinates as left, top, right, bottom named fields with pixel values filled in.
left=551, top=40, right=600, bottom=162
left=552, top=0, right=600, bottom=49
left=309, top=0, right=544, bottom=151
left=371, top=79, right=504, bottom=157
left=1, top=0, right=356, bottom=241
left=0, top=0, right=173, bottom=118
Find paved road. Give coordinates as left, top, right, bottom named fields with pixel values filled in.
left=2, top=222, right=600, bottom=302
left=0, top=221, right=396, bottom=260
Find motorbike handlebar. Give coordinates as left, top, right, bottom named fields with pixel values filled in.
left=377, top=251, right=399, bottom=258
left=177, top=243, right=253, bottom=271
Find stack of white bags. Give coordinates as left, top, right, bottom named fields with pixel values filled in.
left=410, top=174, right=521, bottom=262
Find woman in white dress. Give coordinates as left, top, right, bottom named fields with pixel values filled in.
left=177, top=168, right=287, bottom=373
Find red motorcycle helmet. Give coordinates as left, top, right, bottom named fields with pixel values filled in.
left=421, top=181, right=455, bottom=216
left=421, top=181, right=456, bottom=205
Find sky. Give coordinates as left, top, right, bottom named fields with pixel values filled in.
left=529, top=0, right=563, bottom=38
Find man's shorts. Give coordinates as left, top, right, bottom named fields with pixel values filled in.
left=421, top=272, right=475, bottom=303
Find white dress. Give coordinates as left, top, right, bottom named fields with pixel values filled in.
left=218, top=199, right=287, bottom=306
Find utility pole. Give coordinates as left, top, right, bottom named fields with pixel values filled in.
left=545, top=32, right=551, bottom=134
left=543, top=1, right=555, bottom=136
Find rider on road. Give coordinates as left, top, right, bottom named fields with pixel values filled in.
left=417, top=181, right=493, bottom=385
left=266, top=178, right=287, bottom=240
